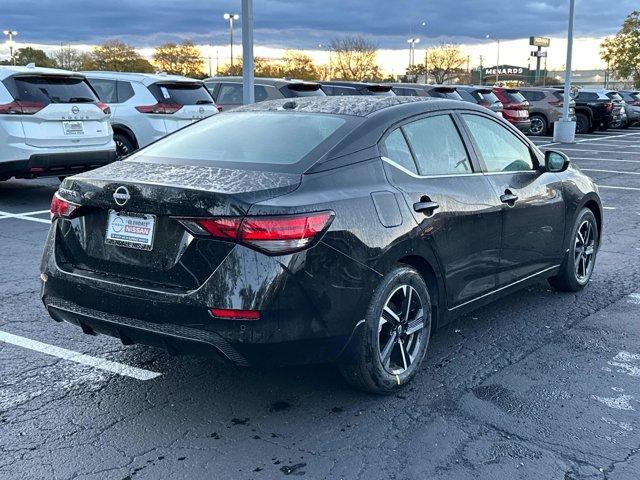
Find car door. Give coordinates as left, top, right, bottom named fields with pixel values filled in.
left=380, top=112, right=503, bottom=308
left=459, top=112, right=565, bottom=286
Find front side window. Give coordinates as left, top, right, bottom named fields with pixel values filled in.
left=402, top=115, right=473, bottom=175
left=381, top=129, right=417, bottom=174
left=462, top=114, right=534, bottom=172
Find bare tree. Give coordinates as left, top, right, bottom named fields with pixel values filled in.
left=52, top=45, right=94, bottom=71
left=412, top=43, right=466, bottom=84
left=329, top=36, right=381, bottom=81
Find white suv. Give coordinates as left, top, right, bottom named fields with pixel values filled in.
left=83, top=72, right=218, bottom=158
left=0, top=65, right=115, bottom=181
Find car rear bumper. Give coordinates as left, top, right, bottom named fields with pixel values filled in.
left=0, top=149, right=117, bottom=179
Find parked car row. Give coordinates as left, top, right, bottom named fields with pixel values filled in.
left=0, top=65, right=220, bottom=182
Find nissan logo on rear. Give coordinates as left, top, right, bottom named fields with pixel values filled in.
left=71, top=106, right=80, bottom=115
left=113, top=186, right=131, bottom=206
left=198, top=106, right=205, bottom=114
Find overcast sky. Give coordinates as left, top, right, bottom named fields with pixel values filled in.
left=2, top=0, right=635, bottom=48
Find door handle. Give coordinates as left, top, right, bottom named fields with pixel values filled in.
left=500, top=190, right=519, bottom=205
left=413, top=199, right=440, bottom=214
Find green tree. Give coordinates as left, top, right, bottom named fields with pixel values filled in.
left=12, top=47, right=56, bottom=68
left=601, top=11, right=640, bottom=87
left=91, top=41, right=154, bottom=73
left=153, top=40, right=204, bottom=77
left=280, top=50, right=319, bottom=80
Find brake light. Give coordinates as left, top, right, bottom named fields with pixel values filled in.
left=216, top=105, right=223, bottom=112
left=209, top=308, right=260, bottom=321
left=135, top=102, right=182, bottom=114
left=605, top=102, right=613, bottom=112
left=97, top=101, right=111, bottom=115
left=50, top=193, right=80, bottom=219
left=177, top=211, right=334, bottom=255
left=0, top=100, right=45, bottom=115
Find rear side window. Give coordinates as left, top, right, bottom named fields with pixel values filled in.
left=88, top=78, right=117, bottom=103
left=402, top=115, right=473, bottom=175
left=521, top=90, right=545, bottom=102
left=576, top=92, right=598, bottom=101
left=148, top=82, right=213, bottom=105
left=5, top=75, right=98, bottom=105
left=136, top=112, right=347, bottom=167
left=607, top=92, right=623, bottom=101
left=463, top=114, right=534, bottom=172
left=117, top=81, right=135, bottom=103
left=215, top=83, right=243, bottom=104
left=381, top=129, right=417, bottom=174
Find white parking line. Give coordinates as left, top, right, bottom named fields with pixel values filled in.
left=571, top=157, right=640, bottom=164
left=603, top=207, right=617, bottom=210
left=598, top=185, right=640, bottom=192
left=542, top=148, right=638, bottom=154
left=0, top=330, right=162, bottom=381
left=539, top=131, right=640, bottom=148
left=0, top=210, right=50, bottom=224
left=583, top=168, right=640, bottom=176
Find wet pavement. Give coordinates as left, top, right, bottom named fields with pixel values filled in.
left=1, top=127, right=640, bottom=479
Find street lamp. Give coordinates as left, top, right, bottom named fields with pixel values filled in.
left=3, top=30, right=17, bottom=66
left=486, top=34, right=500, bottom=84
left=223, top=13, right=239, bottom=69
left=407, top=37, right=420, bottom=70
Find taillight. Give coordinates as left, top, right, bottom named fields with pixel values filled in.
left=209, top=308, right=260, bottom=321
left=50, top=193, right=80, bottom=220
left=177, top=211, right=334, bottom=255
left=97, top=101, right=111, bottom=115
left=216, top=105, right=223, bottom=112
left=135, top=102, right=182, bottom=114
left=605, top=102, right=613, bottom=112
left=0, top=100, right=45, bottom=115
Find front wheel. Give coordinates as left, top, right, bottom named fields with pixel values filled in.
left=549, top=208, right=599, bottom=292
left=339, top=266, right=432, bottom=394
left=529, top=114, right=548, bottom=136
left=575, top=113, right=590, bottom=134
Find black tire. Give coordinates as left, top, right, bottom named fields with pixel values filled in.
left=529, top=114, right=548, bottom=136
left=339, top=266, right=432, bottom=394
left=114, top=132, right=136, bottom=159
left=548, top=208, right=599, bottom=292
left=575, top=113, right=590, bottom=134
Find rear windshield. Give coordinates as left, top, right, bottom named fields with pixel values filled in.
left=606, top=92, right=623, bottom=101
left=5, top=75, right=98, bottom=105
left=480, top=91, right=499, bottom=103
left=458, top=89, right=479, bottom=103
left=365, top=86, right=395, bottom=96
left=133, top=112, right=348, bottom=169
left=504, top=90, right=527, bottom=103
left=283, top=83, right=325, bottom=98
left=429, top=88, right=462, bottom=100
left=148, top=82, right=214, bottom=105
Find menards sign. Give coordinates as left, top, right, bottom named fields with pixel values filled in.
left=484, top=66, right=525, bottom=76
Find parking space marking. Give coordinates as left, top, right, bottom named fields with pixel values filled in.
left=603, top=207, right=617, bottom=210
left=582, top=168, right=640, bottom=176
left=571, top=157, right=640, bottom=164
left=541, top=148, right=639, bottom=154
left=597, top=185, right=640, bottom=192
left=0, top=330, right=162, bottom=381
left=538, top=131, right=640, bottom=148
left=0, top=210, right=51, bottom=224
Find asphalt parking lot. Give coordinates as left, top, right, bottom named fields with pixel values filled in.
left=1, top=127, right=640, bottom=480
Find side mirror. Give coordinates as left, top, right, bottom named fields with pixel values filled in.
left=545, top=150, right=570, bottom=172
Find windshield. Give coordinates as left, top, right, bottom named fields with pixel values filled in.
left=6, top=75, right=98, bottom=105
left=480, top=91, right=499, bottom=103
left=504, top=90, right=527, bottom=103
left=430, top=89, right=463, bottom=100
left=284, top=84, right=325, bottom=98
left=132, top=112, right=348, bottom=168
left=148, top=82, right=214, bottom=105
left=607, top=92, right=623, bottom=102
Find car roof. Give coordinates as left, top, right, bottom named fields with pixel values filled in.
left=82, top=71, right=202, bottom=85
left=204, top=76, right=320, bottom=87
left=231, top=95, right=483, bottom=118
left=0, top=65, right=86, bottom=80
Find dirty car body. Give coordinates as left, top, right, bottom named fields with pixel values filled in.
left=40, top=96, right=602, bottom=373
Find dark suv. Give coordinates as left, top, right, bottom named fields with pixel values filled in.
left=572, top=89, right=614, bottom=134
left=492, top=87, right=531, bottom=133
left=320, top=81, right=395, bottom=96
left=390, top=84, right=463, bottom=100
left=204, top=77, right=325, bottom=111
left=457, top=86, right=504, bottom=115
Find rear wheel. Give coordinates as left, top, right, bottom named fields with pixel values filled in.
left=339, top=266, right=432, bottom=394
left=549, top=208, right=598, bottom=292
left=575, top=113, right=590, bottom=134
left=114, top=132, right=136, bottom=159
left=529, top=114, right=548, bottom=136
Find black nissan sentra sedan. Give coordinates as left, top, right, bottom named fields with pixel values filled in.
left=41, top=96, right=601, bottom=394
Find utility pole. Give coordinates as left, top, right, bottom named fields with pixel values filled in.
left=223, top=13, right=239, bottom=70
left=241, top=0, right=254, bottom=104
left=479, top=55, right=484, bottom=85
left=3, top=30, right=17, bottom=65
left=553, top=0, right=576, bottom=143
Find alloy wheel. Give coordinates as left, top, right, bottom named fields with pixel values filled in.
left=115, top=139, right=130, bottom=159
left=378, top=285, right=426, bottom=375
left=574, top=219, right=596, bottom=283
left=529, top=116, right=545, bottom=135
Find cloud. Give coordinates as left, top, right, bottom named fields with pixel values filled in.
left=1, top=0, right=635, bottom=49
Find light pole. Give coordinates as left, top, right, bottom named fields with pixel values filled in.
left=241, top=0, right=254, bottom=104
left=554, top=0, right=577, bottom=143
left=407, top=37, right=420, bottom=71
left=486, top=34, right=500, bottom=84
left=223, top=13, right=239, bottom=70
left=3, top=30, right=17, bottom=66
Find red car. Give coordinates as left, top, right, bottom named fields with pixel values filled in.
left=492, top=87, right=531, bottom=132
